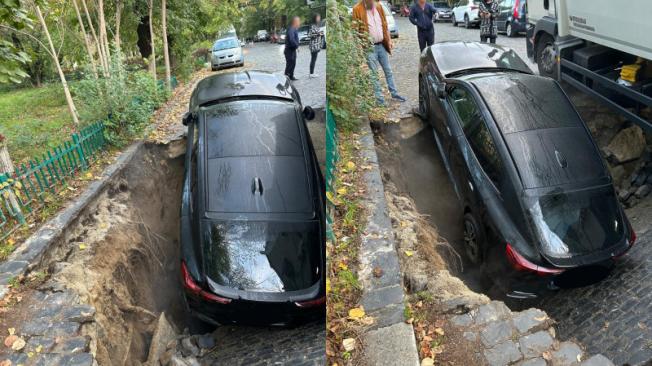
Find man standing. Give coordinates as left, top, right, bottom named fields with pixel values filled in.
left=285, top=16, right=301, bottom=81
left=409, top=0, right=436, bottom=52
left=352, top=0, right=406, bottom=106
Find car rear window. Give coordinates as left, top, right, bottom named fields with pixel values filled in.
left=203, top=100, right=303, bottom=158
left=474, top=75, right=582, bottom=134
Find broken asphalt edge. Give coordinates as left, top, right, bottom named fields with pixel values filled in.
left=357, top=120, right=420, bottom=366
left=0, top=142, right=145, bottom=300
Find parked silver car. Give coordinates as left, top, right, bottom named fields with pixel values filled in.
left=211, top=37, right=244, bottom=71
left=380, top=1, right=399, bottom=38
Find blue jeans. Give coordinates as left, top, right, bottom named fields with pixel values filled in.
left=367, top=44, right=398, bottom=102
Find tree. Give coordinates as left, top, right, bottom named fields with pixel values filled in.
left=0, top=0, right=33, bottom=83
left=147, top=0, right=156, bottom=80
left=161, top=0, right=170, bottom=90
left=34, top=3, right=80, bottom=125
left=81, top=0, right=108, bottom=76
left=71, top=0, right=98, bottom=79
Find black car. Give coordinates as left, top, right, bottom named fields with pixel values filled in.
left=418, top=42, right=636, bottom=295
left=432, top=1, right=453, bottom=22
left=495, top=0, right=526, bottom=37
left=179, top=71, right=326, bottom=325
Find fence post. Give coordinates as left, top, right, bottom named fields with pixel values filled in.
left=72, top=133, right=88, bottom=170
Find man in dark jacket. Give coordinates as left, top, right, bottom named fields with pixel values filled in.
left=409, top=0, right=436, bottom=52
left=284, top=16, right=301, bottom=81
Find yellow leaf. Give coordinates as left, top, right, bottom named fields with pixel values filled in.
left=338, top=262, right=348, bottom=270
left=346, top=161, right=356, bottom=170
left=421, top=358, right=435, bottom=366
left=35, top=344, right=43, bottom=353
left=79, top=244, right=87, bottom=250
left=342, top=338, right=356, bottom=352
left=348, top=307, right=365, bottom=319
left=404, top=250, right=414, bottom=257
left=326, top=191, right=334, bottom=202
left=11, top=337, right=26, bottom=351
left=434, top=327, right=445, bottom=336
left=326, top=278, right=331, bottom=294
left=6, top=239, right=15, bottom=246
left=336, top=187, right=347, bottom=195
left=8, top=328, right=15, bottom=335
left=28, top=351, right=34, bottom=358
left=15, top=182, right=22, bottom=189
left=85, top=172, right=93, bottom=179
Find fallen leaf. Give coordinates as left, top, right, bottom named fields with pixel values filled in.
left=577, top=354, right=582, bottom=362
left=326, top=278, right=331, bottom=294
left=35, top=344, right=43, bottom=353
left=406, top=317, right=414, bottom=324
left=421, top=358, right=435, bottom=366
left=348, top=307, right=365, bottom=320
left=534, top=315, right=548, bottom=322
left=372, top=267, right=383, bottom=278
left=404, top=250, right=414, bottom=257
left=11, top=337, right=25, bottom=351
left=360, top=316, right=375, bottom=326
left=337, top=187, right=348, bottom=195
left=4, top=335, right=17, bottom=347
left=434, top=327, right=445, bottom=336
left=0, top=360, right=11, bottom=366
left=342, top=338, right=356, bottom=352
left=7, top=328, right=15, bottom=336
left=79, top=244, right=87, bottom=250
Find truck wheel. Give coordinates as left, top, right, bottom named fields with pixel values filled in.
left=536, top=34, right=558, bottom=79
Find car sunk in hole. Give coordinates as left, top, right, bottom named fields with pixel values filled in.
left=418, top=42, right=635, bottom=297
left=180, top=71, right=325, bottom=325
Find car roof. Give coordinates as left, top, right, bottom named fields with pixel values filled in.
left=429, top=41, right=533, bottom=77
left=190, top=71, right=294, bottom=111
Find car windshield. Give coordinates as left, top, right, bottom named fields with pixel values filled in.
left=433, top=2, right=449, bottom=7
left=526, top=186, right=624, bottom=258
left=213, top=38, right=238, bottom=51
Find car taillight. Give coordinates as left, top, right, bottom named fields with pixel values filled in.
left=630, top=229, right=637, bottom=246
left=505, top=243, right=563, bottom=276
left=181, top=261, right=231, bottom=304
left=295, top=296, right=326, bottom=308
left=513, top=0, right=520, bottom=18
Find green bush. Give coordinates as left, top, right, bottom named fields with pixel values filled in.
left=326, top=0, right=375, bottom=132
left=73, top=53, right=168, bottom=146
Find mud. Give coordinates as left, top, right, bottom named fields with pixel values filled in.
left=32, top=143, right=189, bottom=365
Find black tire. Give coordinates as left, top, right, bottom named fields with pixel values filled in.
left=211, top=66, right=217, bottom=72
left=505, top=22, right=514, bottom=37
left=464, top=14, right=470, bottom=28
left=452, top=14, right=458, bottom=26
left=463, top=212, right=486, bottom=265
left=418, top=75, right=430, bottom=120
left=536, top=33, right=558, bottom=79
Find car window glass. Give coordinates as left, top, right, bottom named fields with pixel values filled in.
left=213, top=38, right=238, bottom=51
left=203, top=101, right=303, bottom=158
left=466, top=119, right=503, bottom=186
left=448, top=86, right=483, bottom=132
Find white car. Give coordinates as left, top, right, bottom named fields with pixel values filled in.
left=380, top=1, right=399, bottom=38
left=211, top=37, right=244, bottom=71
left=452, top=0, right=481, bottom=28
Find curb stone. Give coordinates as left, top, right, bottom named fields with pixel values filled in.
left=358, top=121, right=419, bottom=366
left=0, top=142, right=143, bottom=303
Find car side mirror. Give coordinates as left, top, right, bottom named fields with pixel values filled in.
left=182, top=112, right=193, bottom=126
left=303, top=106, right=315, bottom=121
left=436, top=84, right=447, bottom=98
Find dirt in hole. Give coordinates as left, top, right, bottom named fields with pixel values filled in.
left=34, top=143, right=194, bottom=365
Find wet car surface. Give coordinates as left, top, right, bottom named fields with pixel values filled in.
left=418, top=41, right=634, bottom=294
left=180, top=71, right=326, bottom=326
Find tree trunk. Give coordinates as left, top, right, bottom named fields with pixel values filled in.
left=35, top=5, right=80, bottom=126
left=97, top=0, right=111, bottom=65
left=161, top=0, right=171, bottom=90
left=72, top=0, right=98, bottom=79
left=115, top=0, right=123, bottom=52
left=81, top=0, right=108, bottom=76
left=148, top=0, right=156, bottom=81
left=0, top=143, right=24, bottom=224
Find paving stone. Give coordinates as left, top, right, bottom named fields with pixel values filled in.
left=580, top=354, right=615, bottom=366
left=61, top=353, right=94, bottom=366
left=361, top=285, right=404, bottom=312
left=61, top=305, right=96, bottom=323
left=484, top=340, right=523, bottom=366
left=480, top=320, right=515, bottom=348
left=52, top=336, right=90, bottom=354
left=26, top=336, right=56, bottom=353
left=0, top=260, right=28, bottom=277
left=463, top=331, right=477, bottom=342
left=21, top=319, right=81, bottom=337
left=475, top=301, right=512, bottom=325
left=552, top=342, right=583, bottom=366
left=519, top=358, right=547, bottom=366
left=513, top=309, right=550, bottom=335
left=1, top=353, right=28, bottom=364
left=196, top=334, right=216, bottom=349
left=450, top=314, right=473, bottom=327
left=519, top=331, right=554, bottom=359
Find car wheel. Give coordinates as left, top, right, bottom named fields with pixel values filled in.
left=463, top=212, right=486, bottom=265
left=506, top=22, right=514, bottom=37
left=452, top=15, right=458, bottom=26
left=464, top=14, right=470, bottom=28
left=211, top=66, right=217, bottom=72
left=536, top=33, right=558, bottom=79
left=418, top=75, right=430, bottom=119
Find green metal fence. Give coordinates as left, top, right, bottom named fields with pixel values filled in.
left=326, top=102, right=338, bottom=240
left=0, top=122, right=107, bottom=241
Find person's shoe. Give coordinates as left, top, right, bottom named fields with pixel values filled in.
left=290, top=76, right=299, bottom=81
left=391, top=94, right=407, bottom=102
left=309, top=73, right=319, bottom=78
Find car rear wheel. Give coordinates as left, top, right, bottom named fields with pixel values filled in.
left=463, top=212, right=486, bottom=265
left=418, top=75, right=430, bottom=119
left=536, top=33, right=558, bottom=79
left=506, top=22, right=514, bottom=37
left=464, top=14, right=470, bottom=28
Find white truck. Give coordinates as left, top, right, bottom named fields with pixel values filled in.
left=527, top=0, right=652, bottom=131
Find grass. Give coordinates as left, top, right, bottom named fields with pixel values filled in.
left=0, top=83, right=80, bottom=164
